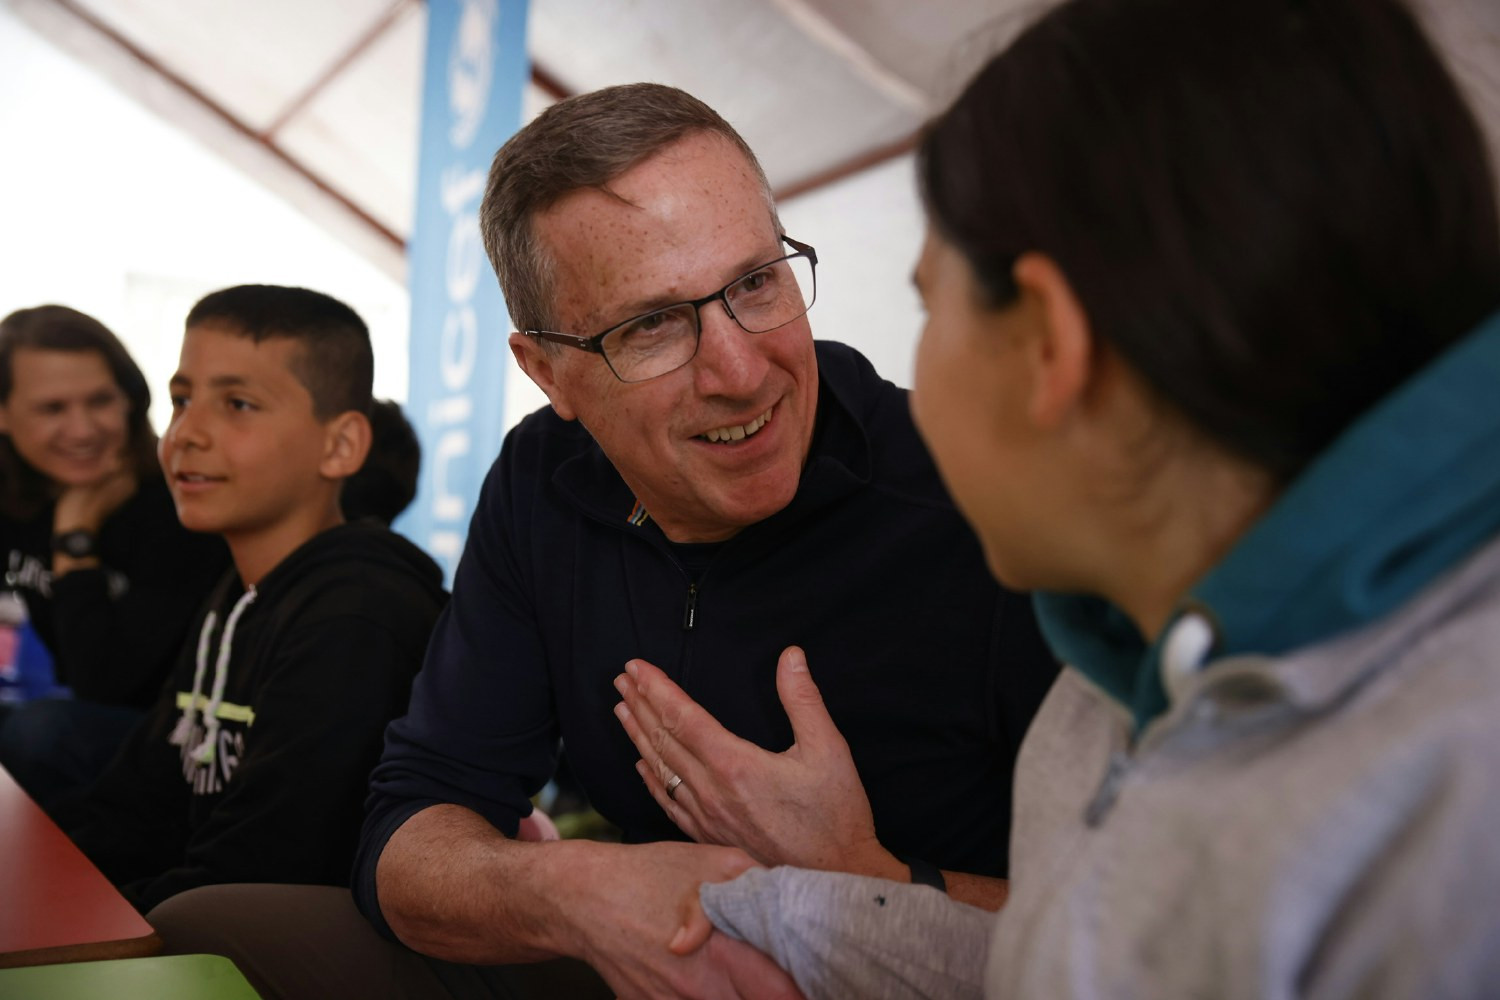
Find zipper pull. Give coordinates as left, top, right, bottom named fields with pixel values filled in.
left=682, top=583, right=698, bottom=631
left=1083, top=750, right=1131, bottom=827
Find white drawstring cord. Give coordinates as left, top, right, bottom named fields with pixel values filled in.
left=170, top=609, right=219, bottom=748
left=171, top=586, right=258, bottom=766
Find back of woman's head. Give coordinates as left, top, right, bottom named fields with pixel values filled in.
left=920, top=0, right=1500, bottom=482
left=0, top=305, right=158, bottom=513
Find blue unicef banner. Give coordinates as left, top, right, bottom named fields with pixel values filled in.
left=399, top=0, right=529, bottom=583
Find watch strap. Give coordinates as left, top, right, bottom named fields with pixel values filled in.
left=52, top=530, right=99, bottom=559
left=904, top=856, right=947, bottom=893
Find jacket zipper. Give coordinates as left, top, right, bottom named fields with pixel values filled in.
left=1084, top=750, right=1131, bottom=827
left=1072, top=672, right=1146, bottom=828
left=682, top=583, right=698, bottom=631
left=1077, top=676, right=1195, bottom=827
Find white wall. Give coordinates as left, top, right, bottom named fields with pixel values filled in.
left=778, top=154, right=926, bottom=388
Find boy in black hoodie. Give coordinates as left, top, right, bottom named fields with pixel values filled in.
left=55, top=285, right=447, bottom=914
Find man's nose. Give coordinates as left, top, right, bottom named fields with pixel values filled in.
left=692, top=301, right=768, bottom=397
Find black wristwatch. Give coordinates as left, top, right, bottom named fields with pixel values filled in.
left=52, top=530, right=99, bottom=559
left=905, top=856, right=947, bottom=893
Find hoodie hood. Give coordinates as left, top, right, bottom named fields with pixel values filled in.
left=251, top=519, right=446, bottom=605
left=1036, top=306, right=1500, bottom=732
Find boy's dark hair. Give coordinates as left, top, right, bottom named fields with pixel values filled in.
left=340, top=399, right=421, bottom=526
left=0, top=304, right=160, bottom=519
left=185, top=285, right=374, bottom=419
left=919, top=0, right=1500, bottom=484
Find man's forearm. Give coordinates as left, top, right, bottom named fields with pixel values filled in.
left=376, top=803, right=583, bottom=964
left=944, top=872, right=1010, bottom=911
left=832, top=844, right=1009, bottom=910
left=376, top=803, right=772, bottom=996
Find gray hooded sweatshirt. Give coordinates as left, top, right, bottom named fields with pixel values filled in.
left=703, top=312, right=1500, bottom=999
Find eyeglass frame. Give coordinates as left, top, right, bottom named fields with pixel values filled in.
left=522, top=235, right=819, bottom=383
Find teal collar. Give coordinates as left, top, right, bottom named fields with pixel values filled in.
left=1036, top=308, right=1500, bottom=731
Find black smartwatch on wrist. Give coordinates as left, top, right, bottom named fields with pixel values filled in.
left=905, top=856, right=947, bottom=893
left=52, top=530, right=99, bottom=559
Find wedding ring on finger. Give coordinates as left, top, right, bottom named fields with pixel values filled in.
left=666, top=773, right=684, bottom=800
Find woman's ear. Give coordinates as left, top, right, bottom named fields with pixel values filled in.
left=321, top=410, right=373, bottom=480
left=508, top=332, right=578, bottom=422
left=1012, top=252, right=1094, bottom=429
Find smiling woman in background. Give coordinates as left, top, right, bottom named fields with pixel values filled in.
left=695, top=0, right=1500, bottom=995
left=0, top=305, right=226, bottom=807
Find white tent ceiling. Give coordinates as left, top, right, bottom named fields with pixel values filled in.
left=6, top=0, right=1500, bottom=287
left=5, top=0, right=1030, bottom=282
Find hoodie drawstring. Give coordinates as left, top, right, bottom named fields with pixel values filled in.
left=170, top=609, right=218, bottom=749
left=169, top=586, right=257, bottom=766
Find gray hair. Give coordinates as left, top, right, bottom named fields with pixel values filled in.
left=480, top=83, right=780, bottom=337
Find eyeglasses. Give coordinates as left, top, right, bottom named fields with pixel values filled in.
left=524, top=236, right=819, bottom=383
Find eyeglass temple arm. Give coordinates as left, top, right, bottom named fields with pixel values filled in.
left=782, top=234, right=817, bottom=266
left=524, top=329, right=606, bottom=354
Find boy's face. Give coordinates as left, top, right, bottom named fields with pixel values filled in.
left=160, top=323, right=336, bottom=544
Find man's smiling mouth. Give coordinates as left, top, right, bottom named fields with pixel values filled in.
left=699, top=407, right=772, bottom=444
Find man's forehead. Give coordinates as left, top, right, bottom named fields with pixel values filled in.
left=555, top=230, right=783, bottom=334
left=538, top=134, right=770, bottom=241
left=536, top=138, right=781, bottom=331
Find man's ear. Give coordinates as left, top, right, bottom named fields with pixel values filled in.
left=508, top=332, right=578, bottom=422
left=1012, top=252, right=1094, bottom=429
left=319, top=410, right=373, bottom=480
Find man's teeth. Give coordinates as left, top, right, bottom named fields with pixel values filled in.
left=703, top=409, right=771, bottom=443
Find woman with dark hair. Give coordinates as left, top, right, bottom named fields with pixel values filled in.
left=0, top=305, right=227, bottom=806
left=688, top=0, right=1500, bottom=995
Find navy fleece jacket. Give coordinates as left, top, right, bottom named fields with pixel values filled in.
left=355, top=342, right=1058, bottom=934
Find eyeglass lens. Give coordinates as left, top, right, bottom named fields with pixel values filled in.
left=601, top=253, right=816, bottom=382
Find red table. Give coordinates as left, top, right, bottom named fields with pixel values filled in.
left=0, top=763, right=160, bottom=968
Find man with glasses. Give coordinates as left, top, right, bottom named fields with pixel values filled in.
left=147, top=83, right=1056, bottom=999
